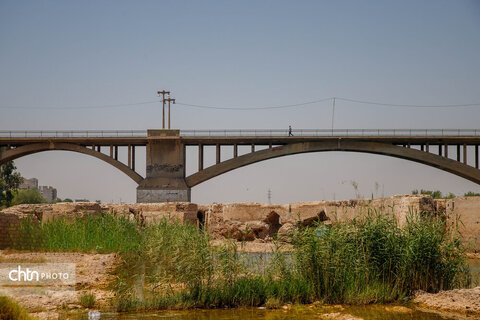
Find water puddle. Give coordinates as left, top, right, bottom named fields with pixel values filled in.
left=82, top=257, right=480, bottom=320
left=75, top=305, right=474, bottom=320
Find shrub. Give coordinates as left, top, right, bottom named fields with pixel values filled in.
left=0, top=296, right=35, bottom=320
left=78, top=292, right=96, bottom=308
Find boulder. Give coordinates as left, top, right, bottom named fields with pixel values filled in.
left=277, top=223, right=295, bottom=242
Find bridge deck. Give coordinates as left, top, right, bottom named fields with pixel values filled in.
left=1, top=135, right=480, bottom=146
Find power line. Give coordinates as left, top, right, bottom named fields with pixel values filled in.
left=335, top=97, right=480, bottom=108
left=2, top=96, right=480, bottom=111
left=0, top=100, right=160, bottom=110
left=175, top=98, right=333, bottom=110
left=176, top=97, right=480, bottom=110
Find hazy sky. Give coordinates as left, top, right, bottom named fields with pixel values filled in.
left=1, top=1, right=480, bottom=203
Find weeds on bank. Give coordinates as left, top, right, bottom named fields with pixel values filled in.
left=12, top=214, right=142, bottom=253
left=10, top=210, right=471, bottom=310
left=78, top=292, right=96, bottom=308
left=0, top=296, right=36, bottom=320
left=292, top=211, right=470, bottom=304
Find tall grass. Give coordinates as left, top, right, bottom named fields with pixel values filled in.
left=293, top=211, right=470, bottom=304
left=0, top=296, right=35, bottom=320
left=12, top=214, right=142, bottom=252
left=11, top=210, right=471, bottom=309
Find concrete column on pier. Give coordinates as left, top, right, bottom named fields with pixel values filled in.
left=475, top=144, right=478, bottom=169
left=438, top=145, right=442, bottom=156
left=251, top=143, right=255, bottom=153
left=426, top=143, right=429, bottom=153
left=457, top=145, right=461, bottom=161
left=198, top=144, right=204, bottom=171
left=137, top=130, right=190, bottom=203
left=110, top=145, right=113, bottom=158
left=216, top=144, right=221, bottom=164
left=476, top=145, right=479, bottom=169
left=128, top=145, right=132, bottom=168
left=132, top=146, right=135, bottom=170
left=114, top=146, right=118, bottom=160
left=233, top=144, right=238, bottom=158
left=444, top=144, right=448, bottom=158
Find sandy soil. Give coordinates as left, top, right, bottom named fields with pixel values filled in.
left=0, top=250, right=118, bottom=319
left=414, top=287, right=480, bottom=315
left=468, top=253, right=480, bottom=259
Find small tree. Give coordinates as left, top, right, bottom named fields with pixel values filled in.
left=12, top=189, right=46, bottom=205
left=0, top=160, right=23, bottom=208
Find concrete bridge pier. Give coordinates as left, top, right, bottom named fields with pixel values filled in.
left=136, top=130, right=191, bottom=203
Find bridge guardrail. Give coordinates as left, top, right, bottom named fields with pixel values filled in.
left=0, top=129, right=478, bottom=138
left=179, top=129, right=480, bottom=137
left=0, top=130, right=148, bottom=138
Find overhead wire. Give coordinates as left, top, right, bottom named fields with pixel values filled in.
left=0, top=100, right=160, bottom=110
left=1, top=97, right=480, bottom=110
left=174, top=97, right=333, bottom=110
left=335, top=97, right=480, bottom=108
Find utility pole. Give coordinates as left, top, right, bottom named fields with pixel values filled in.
left=331, top=97, right=336, bottom=132
left=157, top=90, right=170, bottom=129
left=165, top=97, right=176, bottom=129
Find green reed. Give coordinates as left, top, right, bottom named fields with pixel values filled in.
left=0, top=296, right=35, bottom=320
left=292, top=210, right=470, bottom=303
left=12, top=214, right=142, bottom=252
left=10, top=210, right=471, bottom=309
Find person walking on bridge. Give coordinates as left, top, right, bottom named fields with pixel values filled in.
left=288, top=125, right=294, bottom=136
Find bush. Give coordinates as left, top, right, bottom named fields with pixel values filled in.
left=12, top=189, right=46, bottom=205
left=464, top=191, right=480, bottom=197
left=78, top=292, right=96, bottom=308
left=0, top=296, right=35, bottom=320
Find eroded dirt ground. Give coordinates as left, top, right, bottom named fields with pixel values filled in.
left=0, top=250, right=117, bottom=319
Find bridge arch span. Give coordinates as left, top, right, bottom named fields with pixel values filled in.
left=0, top=142, right=143, bottom=184
left=186, top=140, right=480, bottom=187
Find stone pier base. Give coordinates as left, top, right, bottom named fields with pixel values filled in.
left=136, top=188, right=191, bottom=203
left=136, top=177, right=191, bottom=203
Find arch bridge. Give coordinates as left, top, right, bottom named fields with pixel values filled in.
left=1, top=129, right=479, bottom=202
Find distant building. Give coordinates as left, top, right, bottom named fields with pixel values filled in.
left=18, top=177, right=59, bottom=203
left=38, top=186, right=57, bottom=202
left=19, top=178, right=38, bottom=190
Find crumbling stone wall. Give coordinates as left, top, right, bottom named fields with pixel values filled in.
left=1, top=195, right=478, bottom=251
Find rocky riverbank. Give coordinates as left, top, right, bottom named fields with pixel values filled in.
left=414, top=287, right=480, bottom=316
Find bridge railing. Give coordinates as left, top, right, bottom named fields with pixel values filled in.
left=180, top=129, right=480, bottom=137
left=0, top=130, right=148, bottom=138
left=0, top=129, right=479, bottom=138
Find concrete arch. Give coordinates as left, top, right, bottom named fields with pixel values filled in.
left=186, top=140, right=480, bottom=187
left=0, top=142, right=143, bottom=184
